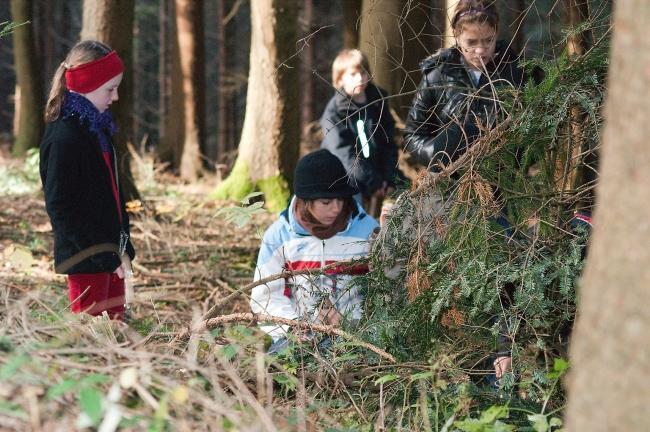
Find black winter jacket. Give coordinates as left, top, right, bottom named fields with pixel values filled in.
left=320, top=83, right=399, bottom=196
left=404, top=41, right=525, bottom=171
left=40, top=116, right=135, bottom=274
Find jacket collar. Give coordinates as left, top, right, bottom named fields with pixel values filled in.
left=332, top=82, right=382, bottom=112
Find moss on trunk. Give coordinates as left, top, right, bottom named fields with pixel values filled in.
left=211, top=162, right=289, bottom=212
left=210, top=161, right=254, bottom=201
left=257, top=175, right=290, bottom=213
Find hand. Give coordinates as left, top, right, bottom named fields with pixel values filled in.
left=316, top=299, right=342, bottom=327
left=379, top=202, right=394, bottom=227
left=493, top=356, right=512, bottom=380
left=116, top=255, right=135, bottom=305
left=115, top=255, right=133, bottom=279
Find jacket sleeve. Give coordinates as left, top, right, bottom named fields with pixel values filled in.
left=250, top=223, right=299, bottom=340
left=375, top=91, right=399, bottom=187
left=321, top=100, right=383, bottom=195
left=403, top=71, right=480, bottom=171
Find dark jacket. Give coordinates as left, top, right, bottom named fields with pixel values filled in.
left=320, top=83, right=399, bottom=196
left=40, top=116, right=135, bottom=274
left=404, top=41, right=525, bottom=171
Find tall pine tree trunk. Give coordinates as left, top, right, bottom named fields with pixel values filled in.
left=176, top=0, right=206, bottom=181
left=554, top=0, right=595, bottom=208
left=81, top=0, right=139, bottom=200
left=212, top=0, right=300, bottom=212
left=566, top=1, right=650, bottom=430
left=157, top=0, right=185, bottom=169
left=300, top=0, right=313, bottom=133
left=158, top=0, right=169, bottom=141
left=216, top=0, right=228, bottom=164
left=444, top=0, right=460, bottom=47
left=360, top=0, right=436, bottom=119
left=10, top=0, right=44, bottom=156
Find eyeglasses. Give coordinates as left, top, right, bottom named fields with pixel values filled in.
left=459, top=39, right=496, bottom=52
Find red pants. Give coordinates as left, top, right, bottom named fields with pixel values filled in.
left=67, top=272, right=125, bottom=320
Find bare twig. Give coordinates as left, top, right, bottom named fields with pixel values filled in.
left=202, top=258, right=368, bottom=321
left=187, top=312, right=396, bottom=363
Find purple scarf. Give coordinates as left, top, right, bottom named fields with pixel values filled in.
left=61, top=91, right=117, bottom=152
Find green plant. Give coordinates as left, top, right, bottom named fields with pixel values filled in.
left=215, top=191, right=267, bottom=227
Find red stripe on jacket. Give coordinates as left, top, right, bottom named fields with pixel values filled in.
left=282, top=260, right=369, bottom=297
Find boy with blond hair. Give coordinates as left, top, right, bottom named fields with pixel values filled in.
left=320, top=49, right=401, bottom=215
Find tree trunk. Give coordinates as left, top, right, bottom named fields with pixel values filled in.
left=360, top=0, right=436, bottom=119
left=343, top=0, right=362, bottom=48
left=216, top=0, right=229, bottom=164
left=157, top=0, right=185, bottom=169
left=175, top=0, right=206, bottom=181
left=554, top=0, right=595, bottom=207
left=300, top=0, right=314, bottom=134
left=10, top=0, right=45, bottom=156
left=81, top=0, right=139, bottom=200
left=212, top=0, right=300, bottom=212
left=158, top=0, right=169, bottom=141
left=566, top=2, right=650, bottom=430
left=566, top=0, right=593, bottom=57
left=444, top=0, right=460, bottom=48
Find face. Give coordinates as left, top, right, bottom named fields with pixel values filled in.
left=310, top=198, right=344, bottom=226
left=82, top=73, right=123, bottom=113
left=455, top=22, right=497, bottom=70
left=339, top=66, right=369, bottom=99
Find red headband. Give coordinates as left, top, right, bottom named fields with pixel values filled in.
left=65, top=50, right=124, bottom=93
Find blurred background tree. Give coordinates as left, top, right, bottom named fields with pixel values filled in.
left=0, top=0, right=610, bottom=205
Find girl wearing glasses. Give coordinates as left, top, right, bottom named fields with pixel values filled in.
left=404, top=0, right=525, bottom=172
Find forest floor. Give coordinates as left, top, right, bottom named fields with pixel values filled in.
left=0, top=147, right=569, bottom=430
left=0, top=149, right=333, bottom=430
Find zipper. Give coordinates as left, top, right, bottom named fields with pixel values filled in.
left=320, top=239, right=326, bottom=291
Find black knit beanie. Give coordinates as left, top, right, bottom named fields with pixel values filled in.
left=293, top=149, right=358, bottom=199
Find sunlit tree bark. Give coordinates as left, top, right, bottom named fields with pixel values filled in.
left=175, top=0, right=206, bottom=181
left=157, top=0, right=185, bottom=169
left=566, top=1, right=650, bottom=430
left=444, top=0, right=460, bottom=47
left=360, top=0, right=436, bottom=118
left=212, top=0, right=300, bottom=212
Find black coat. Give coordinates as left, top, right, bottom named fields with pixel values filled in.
left=40, top=116, right=135, bottom=274
left=320, top=83, right=399, bottom=196
left=404, top=41, right=525, bottom=171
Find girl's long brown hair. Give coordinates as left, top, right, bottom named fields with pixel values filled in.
left=44, top=40, right=113, bottom=122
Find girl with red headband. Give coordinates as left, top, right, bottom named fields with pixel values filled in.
left=40, top=40, right=135, bottom=320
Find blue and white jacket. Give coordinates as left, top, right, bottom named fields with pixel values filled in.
left=250, top=196, right=379, bottom=340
